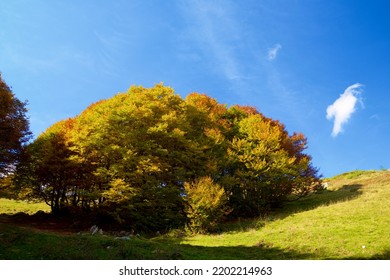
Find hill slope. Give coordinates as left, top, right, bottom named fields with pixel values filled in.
left=1, top=170, right=389, bottom=259
left=177, top=170, right=390, bottom=259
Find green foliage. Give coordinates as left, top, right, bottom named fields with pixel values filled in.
left=184, top=177, right=231, bottom=233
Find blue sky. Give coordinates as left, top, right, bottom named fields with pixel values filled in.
left=1, top=0, right=389, bottom=177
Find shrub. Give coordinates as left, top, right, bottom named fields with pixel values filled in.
left=184, top=177, right=231, bottom=233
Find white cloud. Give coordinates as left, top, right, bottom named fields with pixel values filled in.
left=267, top=44, right=282, bottom=61
left=326, top=83, right=364, bottom=137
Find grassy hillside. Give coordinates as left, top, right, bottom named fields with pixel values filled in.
left=1, top=170, right=389, bottom=259
left=178, top=170, right=390, bottom=259
left=0, top=198, right=50, bottom=215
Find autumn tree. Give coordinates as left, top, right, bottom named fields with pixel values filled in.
left=0, top=74, right=31, bottom=177
left=185, top=93, right=229, bottom=177
left=14, top=119, right=80, bottom=214
left=16, top=84, right=321, bottom=231
left=68, top=85, right=210, bottom=230
left=221, top=107, right=321, bottom=217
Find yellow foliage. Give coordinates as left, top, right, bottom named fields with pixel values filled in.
left=184, top=177, right=231, bottom=233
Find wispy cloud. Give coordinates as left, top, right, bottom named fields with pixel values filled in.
left=267, top=44, right=282, bottom=61
left=326, top=83, right=364, bottom=137
left=178, top=0, right=244, bottom=81
left=178, top=0, right=297, bottom=117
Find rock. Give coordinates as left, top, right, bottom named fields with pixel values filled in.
left=119, top=230, right=130, bottom=236
left=90, top=225, right=99, bottom=235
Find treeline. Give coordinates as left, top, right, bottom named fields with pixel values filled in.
left=3, top=80, right=321, bottom=233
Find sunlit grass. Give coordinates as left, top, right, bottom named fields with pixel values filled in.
left=1, top=170, right=389, bottom=259
left=0, top=198, right=50, bottom=215
left=178, top=170, right=390, bottom=259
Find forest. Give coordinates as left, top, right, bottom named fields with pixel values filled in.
left=1, top=74, right=321, bottom=233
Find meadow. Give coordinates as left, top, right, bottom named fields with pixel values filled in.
left=1, top=170, right=389, bottom=260
left=0, top=198, right=50, bottom=215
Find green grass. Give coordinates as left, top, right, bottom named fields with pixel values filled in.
left=1, top=170, right=390, bottom=259
left=0, top=223, right=186, bottom=260
left=0, top=198, right=50, bottom=214
left=176, top=170, right=390, bottom=259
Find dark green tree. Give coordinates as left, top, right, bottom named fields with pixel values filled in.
left=0, top=74, right=31, bottom=176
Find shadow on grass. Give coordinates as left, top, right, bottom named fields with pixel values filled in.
left=282, top=184, right=364, bottom=215
left=343, top=249, right=390, bottom=260
left=0, top=223, right=314, bottom=260
left=0, top=184, right=369, bottom=260
left=3, top=222, right=387, bottom=260
left=221, top=184, right=363, bottom=233
left=157, top=241, right=314, bottom=260
left=364, top=250, right=390, bottom=260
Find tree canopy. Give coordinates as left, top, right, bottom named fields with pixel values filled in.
left=15, top=84, right=321, bottom=232
left=0, top=74, right=31, bottom=177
